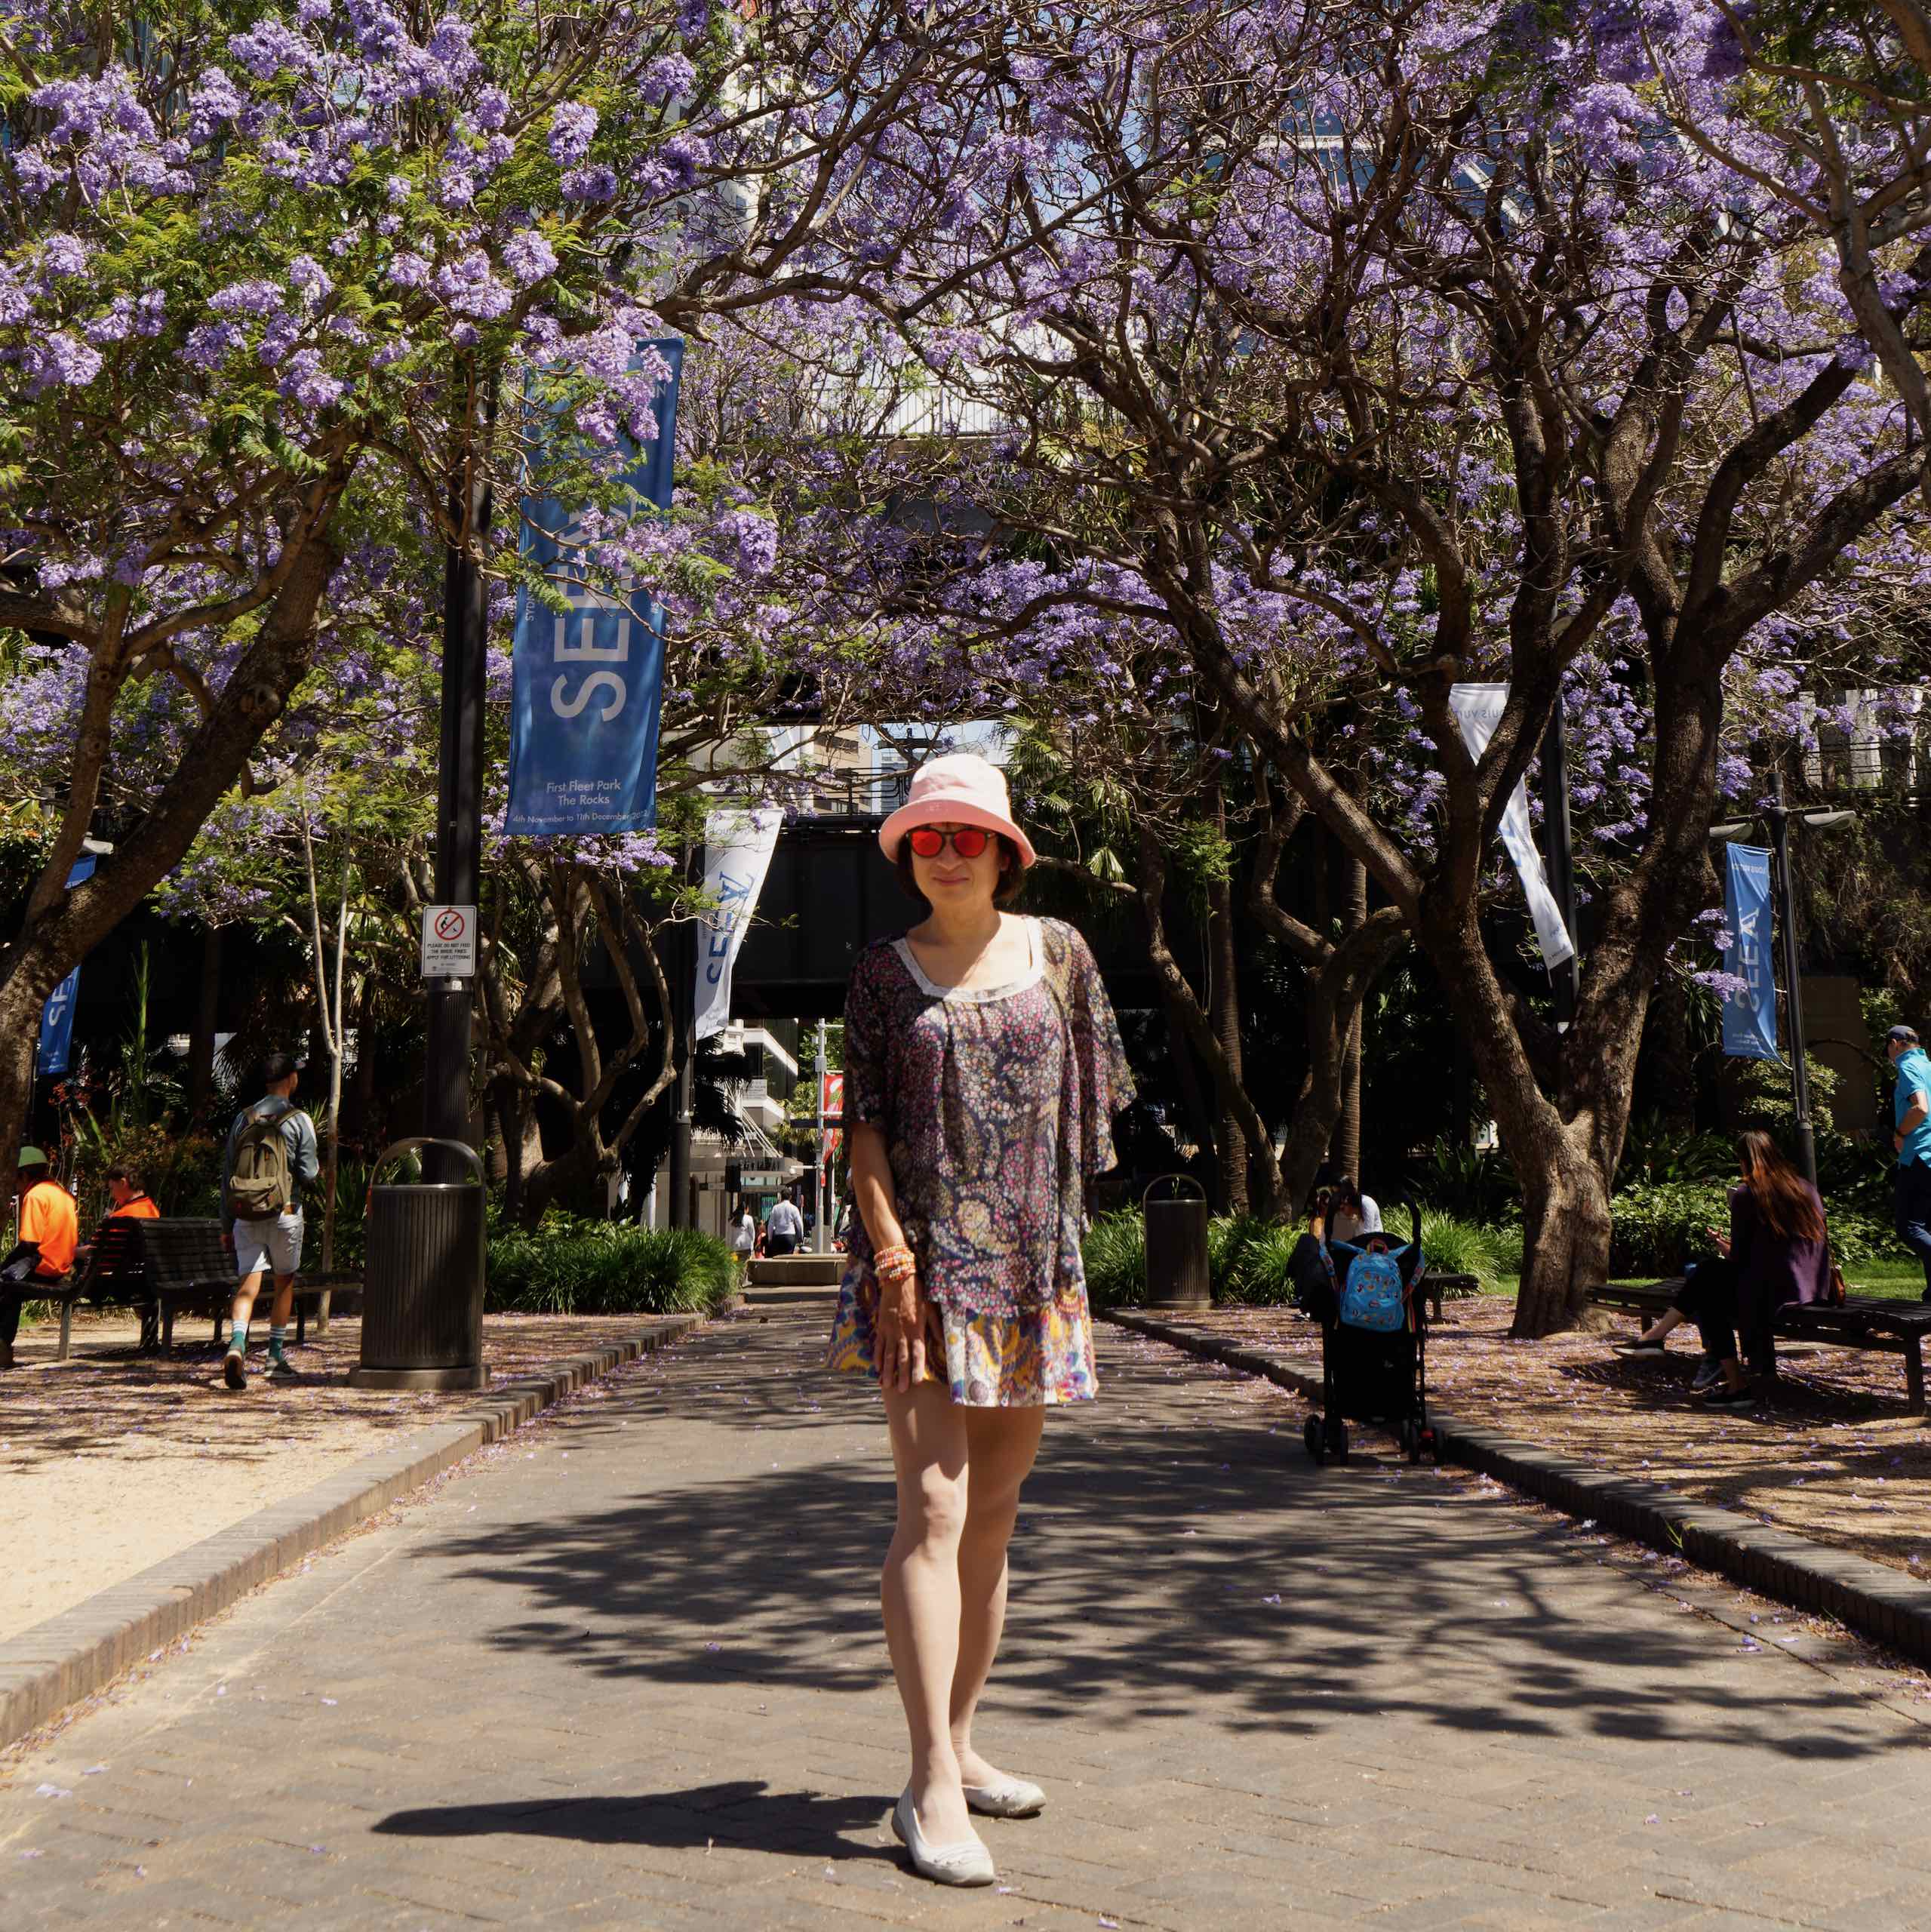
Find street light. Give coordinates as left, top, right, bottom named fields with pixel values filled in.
left=1709, top=774, right=1855, bottom=1192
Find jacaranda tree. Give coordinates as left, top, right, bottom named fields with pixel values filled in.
left=0, top=0, right=1006, bottom=1176
left=801, top=0, right=1931, bottom=1331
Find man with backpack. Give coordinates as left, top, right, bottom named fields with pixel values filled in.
left=221, top=1052, right=318, bottom=1389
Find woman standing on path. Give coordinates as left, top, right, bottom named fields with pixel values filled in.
left=826, top=752, right=1132, bottom=1888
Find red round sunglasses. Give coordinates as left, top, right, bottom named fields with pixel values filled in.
left=906, top=825, right=992, bottom=860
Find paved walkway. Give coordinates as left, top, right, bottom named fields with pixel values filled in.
left=5, top=1312, right=1931, bottom=1930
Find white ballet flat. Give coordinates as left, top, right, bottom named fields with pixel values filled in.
left=962, top=1775, right=1047, bottom=1819
left=892, top=1789, right=997, bottom=1886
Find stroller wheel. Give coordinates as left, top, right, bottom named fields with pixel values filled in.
left=1424, top=1428, right=1442, bottom=1466
left=1303, top=1415, right=1325, bottom=1464
left=1327, top=1417, right=1349, bottom=1463
left=1404, top=1420, right=1422, bottom=1464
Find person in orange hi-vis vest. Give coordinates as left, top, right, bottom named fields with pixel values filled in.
left=1, top=1146, right=78, bottom=1371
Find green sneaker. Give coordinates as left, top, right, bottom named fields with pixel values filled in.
left=266, top=1352, right=300, bottom=1383
left=223, top=1350, right=248, bottom=1391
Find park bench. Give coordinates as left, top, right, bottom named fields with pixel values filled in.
left=1415, top=1269, right=1478, bottom=1322
left=1588, top=1279, right=1931, bottom=1414
left=50, top=1218, right=352, bottom=1362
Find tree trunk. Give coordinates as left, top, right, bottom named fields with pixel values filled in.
left=1207, top=863, right=1249, bottom=1214
left=1511, top=1127, right=1616, bottom=1337
left=1161, top=993, right=1218, bottom=1180
left=1135, top=828, right=1285, bottom=1218
left=1330, top=844, right=1368, bottom=1179
left=188, top=924, right=222, bottom=1125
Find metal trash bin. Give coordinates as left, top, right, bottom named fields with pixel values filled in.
left=1143, top=1174, right=1211, bottom=1308
left=347, top=1137, right=487, bottom=1391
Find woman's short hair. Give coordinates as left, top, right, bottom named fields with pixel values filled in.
left=894, top=833, right=1027, bottom=911
left=105, top=1164, right=140, bottom=1187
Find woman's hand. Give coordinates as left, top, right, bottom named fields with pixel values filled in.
left=874, top=1263, right=938, bottom=1392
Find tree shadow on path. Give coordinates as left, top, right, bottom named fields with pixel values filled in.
left=414, top=1316, right=1928, bottom=1768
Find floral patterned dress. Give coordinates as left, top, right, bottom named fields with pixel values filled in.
left=825, top=915, right=1133, bottom=1406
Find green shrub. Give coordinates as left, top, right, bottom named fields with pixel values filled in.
left=485, top=1223, right=737, bottom=1316
left=1606, top=1179, right=1895, bottom=1274
left=1081, top=1209, right=1147, bottom=1310
left=1416, top=1212, right=1502, bottom=1294
left=1213, top=1218, right=1308, bottom=1306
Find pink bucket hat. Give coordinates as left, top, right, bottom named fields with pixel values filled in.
left=878, top=752, right=1037, bottom=869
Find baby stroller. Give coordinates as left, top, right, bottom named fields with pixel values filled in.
left=1290, top=1201, right=1437, bottom=1466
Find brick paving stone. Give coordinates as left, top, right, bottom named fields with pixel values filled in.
left=5, top=1310, right=1931, bottom=1930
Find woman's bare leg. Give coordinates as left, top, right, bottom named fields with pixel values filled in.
left=952, top=1404, right=1045, bottom=1788
left=881, top=1377, right=976, bottom=1844
left=1634, top=1308, right=1687, bottom=1346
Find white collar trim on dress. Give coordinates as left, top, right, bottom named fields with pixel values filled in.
left=893, top=915, right=1044, bottom=1002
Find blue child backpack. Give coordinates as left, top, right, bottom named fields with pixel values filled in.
left=1337, top=1243, right=1410, bottom=1333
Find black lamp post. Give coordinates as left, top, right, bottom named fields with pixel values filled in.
left=424, top=459, right=490, bottom=1180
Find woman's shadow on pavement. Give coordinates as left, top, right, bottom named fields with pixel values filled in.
left=373, top=1778, right=889, bottom=1860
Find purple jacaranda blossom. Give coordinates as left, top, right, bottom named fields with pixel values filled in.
left=182, top=321, right=244, bottom=369
left=83, top=297, right=135, bottom=346
left=189, top=67, right=245, bottom=135
left=472, top=85, right=511, bottom=131
left=561, top=165, right=617, bottom=203
left=279, top=349, right=345, bottom=410
left=209, top=278, right=284, bottom=315
left=386, top=251, right=432, bottom=288
left=27, top=332, right=103, bottom=389
left=718, top=511, right=779, bottom=577
left=227, top=20, right=315, bottom=80
left=642, top=54, right=696, bottom=104
left=502, top=230, right=558, bottom=286
left=432, top=250, right=513, bottom=318
left=288, top=256, right=332, bottom=303
left=660, top=135, right=711, bottom=186
left=40, top=234, right=88, bottom=277
left=548, top=102, right=598, bottom=165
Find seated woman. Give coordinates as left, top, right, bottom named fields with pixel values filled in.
left=1613, top=1131, right=1831, bottom=1407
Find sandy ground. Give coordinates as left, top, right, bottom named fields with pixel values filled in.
left=0, top=1308, right=703, bottom=1645
left=1173, top=1294, right=1931, bottom=1581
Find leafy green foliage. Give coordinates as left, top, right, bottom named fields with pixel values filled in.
left=1416, top=1213, right=1503, bottom=1294
left=1607, top=1180, right=1894, bottom=1275
left=485, top=1220, right=737, bottom=1316
left=1080, top=1208, right=1147, bottom=1311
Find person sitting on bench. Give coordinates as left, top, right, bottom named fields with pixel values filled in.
left=74, top=1164, right=161, bottom=1270
left=1614, top=1132, right=1831, bottom=1407
left=0, top=1148, right=79, bottom=1371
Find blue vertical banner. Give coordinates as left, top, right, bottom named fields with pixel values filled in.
left=1720, top=843, right=1782, bottom=1064
left=35, top=855, right=96, bottom=1077
left=504, top=338, right=683, bottom=835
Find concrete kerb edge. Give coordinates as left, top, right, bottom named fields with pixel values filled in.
left=1108, top=1308, right=1931, bottom=1669
left=0, top=1312, right=703, bottom=1753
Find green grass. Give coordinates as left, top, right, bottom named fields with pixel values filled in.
left=1479, top=1257, right=1926, bottom=1304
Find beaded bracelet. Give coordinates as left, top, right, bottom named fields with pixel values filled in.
left=873, top=1244, right=917, bottom=1282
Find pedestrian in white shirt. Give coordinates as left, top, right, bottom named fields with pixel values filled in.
left=764, top=1191, right=805, bottom=1256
